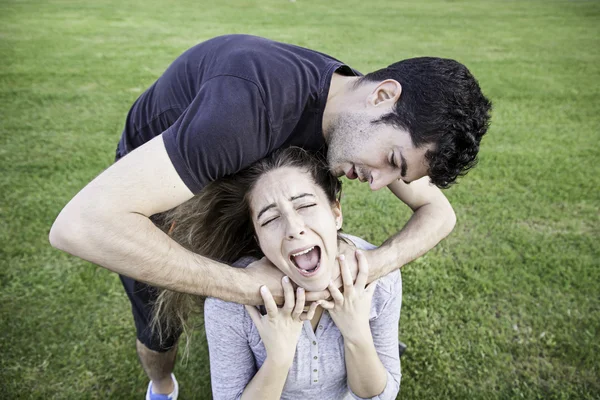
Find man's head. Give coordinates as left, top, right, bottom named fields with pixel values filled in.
left=325, top=57, right=492, bottom=189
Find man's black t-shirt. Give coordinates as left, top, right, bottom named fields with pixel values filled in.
left=117, top=34, right=359, bottom=193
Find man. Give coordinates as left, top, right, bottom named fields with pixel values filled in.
left=49, top=34, right=491, bottom=399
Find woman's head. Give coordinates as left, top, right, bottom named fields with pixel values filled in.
left=249, top=163, right=342, bottom=291
left=153, top=147, right=343, bottom=345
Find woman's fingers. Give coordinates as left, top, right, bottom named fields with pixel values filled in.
left=260, top=286, right=279, bottom=317
left=292, top=287, right=305, bottom=319
left=339, top=255, right=354, bottom=296
left=354, top=250, right=369, bottom=290
left=366, top=280, right=378, bottom=294
left=328, top=281, right=344, bottom=306
left=317, top=300, right=335, bottom=310
left=281, top=276, right=295, bottom=312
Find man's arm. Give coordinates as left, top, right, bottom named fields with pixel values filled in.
left=49, top=135, right=271, bottom=304
left=367, top=177, right=456, bottom=280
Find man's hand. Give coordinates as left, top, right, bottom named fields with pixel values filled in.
left=244, top=257, right=286, bottom=305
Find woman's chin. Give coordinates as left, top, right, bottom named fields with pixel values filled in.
left=294, top=274, right=330, bottom=293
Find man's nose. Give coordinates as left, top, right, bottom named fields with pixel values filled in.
left=369, top=170, right=393, bottom=191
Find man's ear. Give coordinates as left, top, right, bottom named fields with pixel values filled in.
left=368, top=79, right=402, bottom=107
left=333, top=200, right=343, bottom=230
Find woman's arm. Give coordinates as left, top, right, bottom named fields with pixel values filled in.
left=319, top=252, right=401, bottom=399
left=345, top=270, right=402, bottom=399
left=206, top=291, right=292, bottom=400
left=239, top=357, right=293, bottom=400
left=343, top=326, right=388, bottom=398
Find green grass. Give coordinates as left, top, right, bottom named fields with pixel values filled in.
left=1, top=0, right=599, bottom=398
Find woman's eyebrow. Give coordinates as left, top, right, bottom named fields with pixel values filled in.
left=257, top=193, right=315, bottom=220
left=257, top=204, right=276, bottom=220
left=290, top=193, right=314, bottom=201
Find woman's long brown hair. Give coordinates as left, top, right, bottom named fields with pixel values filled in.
left=151, top=147, right=342, bottom=350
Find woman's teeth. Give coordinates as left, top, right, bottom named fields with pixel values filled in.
left=292, top=246, right=315, bottom=257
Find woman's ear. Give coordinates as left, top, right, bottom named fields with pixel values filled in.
left=333, top=200, right=343, bottom=230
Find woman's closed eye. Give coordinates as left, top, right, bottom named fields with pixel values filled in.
left=261, top=215, right=280, bottom=227
left=297, top=203, right=316, bottom=211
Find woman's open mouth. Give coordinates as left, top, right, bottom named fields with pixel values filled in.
left=290, top=246, right=322, bottom=277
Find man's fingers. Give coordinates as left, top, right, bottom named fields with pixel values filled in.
left=281, top=276, right=295, bottom=312
left=339, top=255, right=354, bottom=295
left=354, top=250, right=369, bottom=290
left=292, top=287, right=305, bottom=319
left=260, top=286, right=279, bottom=317
left=305, top=289, right=331, bottom=302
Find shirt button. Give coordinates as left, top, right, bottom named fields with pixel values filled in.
left=313, top=369, right=318, bottom=372
left=318, top=325, right=323, bottom=329
left=314, top=379, right=318, bottom=382
left=312, top=341, right=317, bottom=345
left=313, top=356, right=318, bottom=360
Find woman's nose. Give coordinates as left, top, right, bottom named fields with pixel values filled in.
left=285, top=215, right=306, bottom=239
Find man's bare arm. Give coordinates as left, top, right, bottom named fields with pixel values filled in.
left=366, top=177, right=456, bottom=280
left=49, top=135, right=272, bottom=304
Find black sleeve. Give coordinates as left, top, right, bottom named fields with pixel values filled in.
left=162, top=75, right=272, bottom=193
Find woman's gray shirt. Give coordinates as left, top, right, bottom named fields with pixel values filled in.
left=204, top=235, right=402, bottom=400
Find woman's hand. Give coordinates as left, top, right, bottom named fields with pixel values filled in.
left=245, top=276, right=318, bottom=367
left=318, top=250, right=377, bottom=344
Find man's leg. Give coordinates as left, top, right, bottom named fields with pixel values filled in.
left=120, top=274, right=182, bottom=397
left=136, top=339, right=177, bottom=394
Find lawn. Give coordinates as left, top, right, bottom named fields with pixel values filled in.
left=1, top=0, right=599, bottom=398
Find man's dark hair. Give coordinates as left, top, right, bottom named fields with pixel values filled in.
left=361, top=57, right=492, bottom=188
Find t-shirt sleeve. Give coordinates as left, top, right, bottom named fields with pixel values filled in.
left=162, top=75, right=272, bottom=193
left=204, top=298, right=257, bottom=400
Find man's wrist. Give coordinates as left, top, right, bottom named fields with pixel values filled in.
left=364, top=246, right=399, bottom=281
left=226, top=267, right=262, bottom=305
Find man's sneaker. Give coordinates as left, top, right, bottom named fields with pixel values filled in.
left=145, top=373, right=179, bottom=400
left=399, top=341, right=407, bottom=357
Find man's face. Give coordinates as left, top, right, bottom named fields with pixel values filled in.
left=327, top=110, right=431, bottom=190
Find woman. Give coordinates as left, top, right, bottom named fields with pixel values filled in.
left=154, top=147, right=401, bottom=399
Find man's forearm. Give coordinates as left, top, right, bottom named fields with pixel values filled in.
left=49, top=209, right=259, bottom=304
left=368, top=200, right=456, bottom=279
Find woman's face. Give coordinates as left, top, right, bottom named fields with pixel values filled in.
left=249, top=166, right=342, bottom=292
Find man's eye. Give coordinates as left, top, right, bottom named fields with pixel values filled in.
left=298, top=204, right=316, bottom=210
left=261, top=216, right=279, bottom=227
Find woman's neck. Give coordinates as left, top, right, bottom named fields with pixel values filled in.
left=309, top=306, right=324, bottom=332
